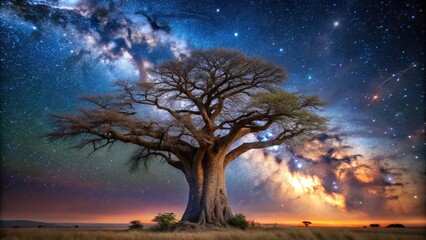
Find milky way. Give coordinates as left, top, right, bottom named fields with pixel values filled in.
left=1, top=0, right=424, bottom=225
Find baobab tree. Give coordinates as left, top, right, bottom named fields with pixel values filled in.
left=49, top=49, right=326, bottom=227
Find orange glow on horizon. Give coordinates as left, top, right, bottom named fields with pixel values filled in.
left=4, top=209, right=425, bottom=228
left=247, top=216, right=426, bottom=228
left=8, top=216, right=424, bottom=228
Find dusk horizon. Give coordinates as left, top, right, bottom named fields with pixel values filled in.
left=1, top=0, right=425, bottom=235
left=1, top=219, right=426, bottom=228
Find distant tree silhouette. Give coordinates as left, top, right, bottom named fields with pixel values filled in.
left=38, top=225, right=42, bottom=228
left=128, top=220, right=143, bottom=230
left=49, top=49, right=326, bottom=227
left=302, top=221, right=312, bottom=227
left=370, top=224, right=380, bottom=228
left=387, top=224, right=405, bottom=228
left=74, top=225, right=79, bottom=228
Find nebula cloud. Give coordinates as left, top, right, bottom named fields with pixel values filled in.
left=5, top=0, right=189, bottom=81
left=237, top=130, right=422, bottom=217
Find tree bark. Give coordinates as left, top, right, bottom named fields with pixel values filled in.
left=181, top=154, right=233, bottom=226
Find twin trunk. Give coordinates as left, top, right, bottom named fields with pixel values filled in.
left=181, top=154, right=233, bottom=226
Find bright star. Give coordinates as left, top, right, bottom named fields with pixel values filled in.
left=297, top=163, right=302, bottom=169
left=216, top=8, right=220, bottom=12
left=334, top=21, right=339, bottom=27
left=268, top=145, right=279, bottom=151
left=234, top=32, right=239, bottom=37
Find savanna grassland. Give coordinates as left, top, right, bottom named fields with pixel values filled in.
left=1, top=227, right=425, bottom=240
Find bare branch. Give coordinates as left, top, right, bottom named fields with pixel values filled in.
left=128, top=147, right=184, bottom=172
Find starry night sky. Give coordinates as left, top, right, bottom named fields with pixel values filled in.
left=1, top=0, right=425, bottom=226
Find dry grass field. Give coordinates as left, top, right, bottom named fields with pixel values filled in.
left=1, top=227, right=425, bottom=240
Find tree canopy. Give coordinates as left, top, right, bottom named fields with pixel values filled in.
left=49, top=49, right=326, bottom=172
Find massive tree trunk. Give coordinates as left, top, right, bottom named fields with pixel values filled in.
left=181, top=152, right=233, bottom=226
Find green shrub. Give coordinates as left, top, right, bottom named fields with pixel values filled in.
left=152, top=213, right=178, bottom=231
left=228, top=213, right=249, bottom=229
left=128, top=220, right=143, bottom=230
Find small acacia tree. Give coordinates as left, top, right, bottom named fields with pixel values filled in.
left=128, top=220, right=143, bottom=230
left=152, top=213, right=178, bottom=231
left=49, top=49, right=326, bottom=226
left=302, top=221, right=312, bottom=227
